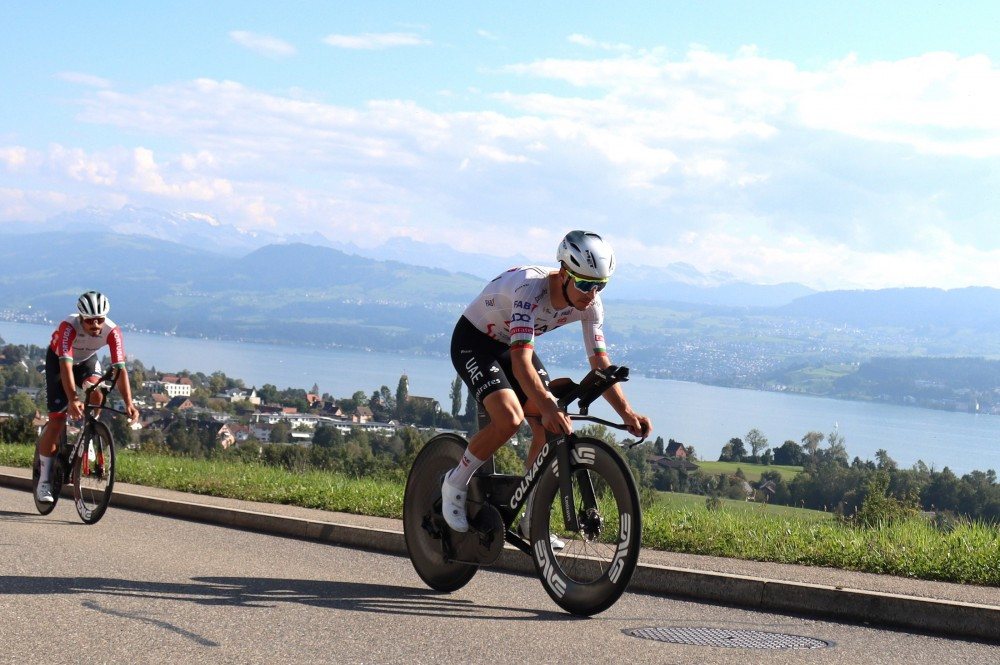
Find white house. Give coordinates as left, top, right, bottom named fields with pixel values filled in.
left=142, top=376, right=192, bottom=397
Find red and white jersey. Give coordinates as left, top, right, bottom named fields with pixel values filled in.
left=462, top=266, right=607, bottom=358
left=49, top=315, right=127, bottom=366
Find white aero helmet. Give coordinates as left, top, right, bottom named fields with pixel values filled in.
left=77, top=291, right=110, bottom=318
left=556, top=230, right=616, bottom=280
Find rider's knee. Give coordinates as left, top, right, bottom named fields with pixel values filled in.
left=491, top=414, right=523, bottom=439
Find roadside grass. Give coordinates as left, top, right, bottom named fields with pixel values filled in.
left=644, top=500, right=1000, bottom=585
left=121, top=453, right=405, bottom=516
left=655, top=490, right=832, bottom=521
left=2, top=443, right=997, bottom=586
left=0, top=443, right=404, bottom=517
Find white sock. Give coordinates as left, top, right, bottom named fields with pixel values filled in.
left=39, top=455, right=53, bottom=482
left=447, top=449, right=486, bottom=488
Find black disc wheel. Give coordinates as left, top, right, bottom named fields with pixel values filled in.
left=403, top=433, right=477, bottom=592
left=71, top=422, right=116, bottom=524
left=528, top=436, right=642, bottom=615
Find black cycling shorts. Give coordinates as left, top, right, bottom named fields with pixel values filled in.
left=450, top=316, right=550, bottom=406
left=45, top=348, right=101, bottom=416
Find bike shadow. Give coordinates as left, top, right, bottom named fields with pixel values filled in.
left=0, top=509, right=85, bottom=525
left=0, top=575, right=575, bottom=622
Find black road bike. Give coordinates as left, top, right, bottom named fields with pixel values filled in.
left=31, top=365, right=125, bottom=524
left=403, top=365, right=646, bottom=616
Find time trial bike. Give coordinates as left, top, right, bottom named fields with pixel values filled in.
left=31, top=365, right=125, bottom=524
left=403, top=365, right=645, bottom=616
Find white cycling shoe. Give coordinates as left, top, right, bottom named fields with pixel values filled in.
left=440, top=471, right=469, bottom=533
left=518, top=514, right=566, bottom=550
left=36, top=481, right=54, bottom=503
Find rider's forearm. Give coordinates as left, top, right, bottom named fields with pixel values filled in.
left=116, top=370, right=135, bottom=406
left=589, top=354, right=636, bottom=419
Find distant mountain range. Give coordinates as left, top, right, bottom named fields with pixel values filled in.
left=780, top=287, right=1000, bottom=330
left=10, top=206, right=815, bottom=307
left=2, top=206, right=999, bottom=361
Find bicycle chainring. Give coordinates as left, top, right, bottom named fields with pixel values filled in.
left=448, top=503, right=505, bottom=566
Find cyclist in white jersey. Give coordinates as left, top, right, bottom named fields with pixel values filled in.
left=35, top=291, right=140, bottom=503
left=442, top=231, right=652, bottom=539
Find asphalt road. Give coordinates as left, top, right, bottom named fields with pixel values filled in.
left=1, top=486, right=997, bottom=665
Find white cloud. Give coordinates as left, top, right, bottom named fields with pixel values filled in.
left=0, top=186, right=125, bottom=223
left=129, top=147, right=233, bottom=200
left=48, top=144, right=117, bottom=186
left=507, top=46, right=1000, bottom=158
left=179, top=150, right=218, bottom=171
left=9, top=43, right=1000, bottom=289
left=567, top=33, right=631, bottom=53
left=56, top=72, right=113, bottom=88
left=473, top=144, right=532, bottom=164
left=0, top=146, right=30, bottom=170
left=797, top=52, right=1000, bottom=157
left=229, top=31, right=296, bottom=58
left=323, top=32, right=430, bottom=50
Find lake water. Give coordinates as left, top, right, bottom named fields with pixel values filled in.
left=3, top=320, right=998, bottom=475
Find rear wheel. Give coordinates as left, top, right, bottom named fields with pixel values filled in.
left=529, top=436, right=642, bottom=615
left=71, top=422, right=115, bottom=524
left=403, top=433, right=477, bottom=592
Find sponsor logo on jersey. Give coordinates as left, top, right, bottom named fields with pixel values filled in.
left=464, top=357, right=484, bottom=384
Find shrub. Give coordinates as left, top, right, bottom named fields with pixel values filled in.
left=855, top=470, right=919, bottom=528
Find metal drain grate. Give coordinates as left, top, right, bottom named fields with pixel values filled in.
left=624, top=627, right=833, bottom=650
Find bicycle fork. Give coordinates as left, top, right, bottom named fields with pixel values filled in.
left=80, top=436, right=104, bottom=478
left=556, top=440, right=580, bottom=532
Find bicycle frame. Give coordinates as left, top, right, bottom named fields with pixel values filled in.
left=464, top=431, right=586, bottom=556
left=56, top=366, right=127, bottom=478
left=466, top=365, right=644, bottom=556
left=404, top=363, right=646, bottom=615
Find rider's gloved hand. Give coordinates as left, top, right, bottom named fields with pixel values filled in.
left=540, top=400, right=572, bottom=435
left=623, top=412, right=651, bottom=439
left=67, top=399, right=84, bottom=420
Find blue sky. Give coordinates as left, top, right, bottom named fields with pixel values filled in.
left=3, top=1, right=1000, bottom=290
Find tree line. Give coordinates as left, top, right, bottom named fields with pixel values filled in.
left=706, top=427, right=1000, bottom=523
left=4, top=340, right=999, bottom=523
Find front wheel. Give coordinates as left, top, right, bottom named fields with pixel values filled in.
left=403, top=433, right=477, bottom=592
left=71, top=421, right=116, bottom=524
left=529, top=436, right=642, bottom=615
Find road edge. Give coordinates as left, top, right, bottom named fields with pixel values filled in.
left=1, top=471, right=996, bottom=642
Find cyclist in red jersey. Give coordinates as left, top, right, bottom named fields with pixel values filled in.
left=35, top=291, right=140, bottom=503
left=441, top=231, right=652, bottom=541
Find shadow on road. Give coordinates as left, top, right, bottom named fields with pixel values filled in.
left=0, top=575, right=573, bottom=622
left=0, top=509, right=82, bottom=525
